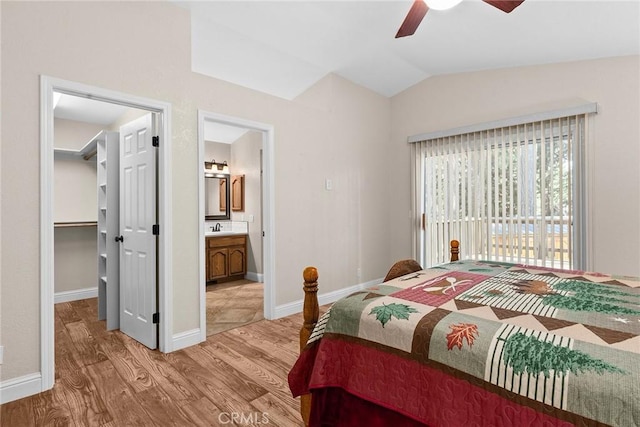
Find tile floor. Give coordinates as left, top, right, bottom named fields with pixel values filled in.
left=206, top=279, right=264, bottom=336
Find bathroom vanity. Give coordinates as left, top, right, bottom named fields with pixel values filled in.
left=206, top=233, right=247, bottom=282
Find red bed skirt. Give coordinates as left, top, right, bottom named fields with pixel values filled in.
left=310, top=387, right=428, bottom=427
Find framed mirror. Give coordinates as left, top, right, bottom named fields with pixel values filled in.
left=205, top=171, right=231, bottom=220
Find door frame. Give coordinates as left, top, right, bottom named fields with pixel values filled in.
left=40, top=76, right=173, bottom=391
left=197, top=110, right=275, bottom=342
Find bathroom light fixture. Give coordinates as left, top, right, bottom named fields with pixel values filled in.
left=204, top=160, right=229, bottom=177
left=426, top=0, right=463, bottom=10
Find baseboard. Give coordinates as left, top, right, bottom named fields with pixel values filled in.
left=172, top=328, right=203, bottom=351
left=0, top=373, right=43, bottom=404
left=273, top=277, right=383, bottom=319
left=54, top=287, right=98, bottom=304
left=245, top=271, right=264, bottom=283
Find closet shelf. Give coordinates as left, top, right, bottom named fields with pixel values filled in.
left=54, top=221, right=98, bottom=228
left=54, top=130, right=105, bottom=161
left=97, top=130, right=119, bottom=330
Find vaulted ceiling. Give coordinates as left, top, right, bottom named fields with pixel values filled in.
left=178, top=0, right=640, bottom=99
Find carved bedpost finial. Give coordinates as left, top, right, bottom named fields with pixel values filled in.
left=450, top=240, right=460, bottom=262
left=303, top=266, right=318, bottom=285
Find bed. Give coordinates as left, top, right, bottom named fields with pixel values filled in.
left=288, top=241, right=640, bottom=426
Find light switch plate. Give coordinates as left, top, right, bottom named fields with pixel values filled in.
left=0, top=346, right=4, bottom=364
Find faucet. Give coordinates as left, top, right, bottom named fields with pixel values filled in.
left=215, top=223, right=221, bottom=232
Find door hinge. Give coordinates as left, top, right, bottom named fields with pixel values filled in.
left=152, top=136, right=159, bottom=147
left=152, top=312, right=160, bottom=324
left=153, top=224, right=160, bottom=235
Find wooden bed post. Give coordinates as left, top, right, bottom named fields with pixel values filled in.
left=451, top=240, right=459, bottom=261
left=300, top=266, right=319, bottom=426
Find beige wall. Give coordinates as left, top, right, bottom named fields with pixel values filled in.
left=53, top=157, right=97, bottom=223
left=390, top=56, right=640, bottom=277
left=54, top=119, right=101, bottom=223
left=231, top=131, right=263, bottom=275
left=54, top=227, right=97, bottom=293
left=1, top=1, right=391, bottom=381
left=204, top=140, right=231, bottom=165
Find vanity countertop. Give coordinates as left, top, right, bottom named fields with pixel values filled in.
left=205, top=231, right=247, bottom=237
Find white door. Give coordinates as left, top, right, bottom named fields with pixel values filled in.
left=119, top=113, right=157, bottom=349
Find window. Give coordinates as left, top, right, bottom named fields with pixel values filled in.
left=410, top=108, right=595, bottom=269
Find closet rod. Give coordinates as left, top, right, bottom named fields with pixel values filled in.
left=54, top=221, right=98, bottom=228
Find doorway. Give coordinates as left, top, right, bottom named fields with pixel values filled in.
left=197, top=110, right=275, bottom=341
left=52, top=93, right=150, bottom=335
left=40, top=76, right=173, bottom=391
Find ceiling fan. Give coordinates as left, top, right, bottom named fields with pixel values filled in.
left=395, top=0, right=525, bottom=38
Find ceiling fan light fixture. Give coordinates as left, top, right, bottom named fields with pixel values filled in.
left=426, top=0, right=463, bottom=11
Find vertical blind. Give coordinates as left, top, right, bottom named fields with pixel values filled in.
left=411, top=113, right=590, bottom=269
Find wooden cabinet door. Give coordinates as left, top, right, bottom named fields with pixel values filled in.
left=228, top=246, right=246, bottom=276
left=206, top=235, right=246, bottom=281
left=231, top=175, right=244, bottom=211
left=208, top=248, right=229, bottom=280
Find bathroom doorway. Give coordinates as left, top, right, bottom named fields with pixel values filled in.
left=197, top=111, right=275, bottom=339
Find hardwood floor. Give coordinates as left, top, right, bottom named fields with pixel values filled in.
left=1, top=298, right=307, bottom=426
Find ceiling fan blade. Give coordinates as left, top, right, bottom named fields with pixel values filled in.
left=483, top=0, right=525, bottom=13
left=395, top=0, right=429, bottom=38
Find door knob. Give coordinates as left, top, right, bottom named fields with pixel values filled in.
left=115, top=235, right=124, bottom=242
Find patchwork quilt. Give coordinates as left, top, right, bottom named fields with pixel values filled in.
left=289, top=261, right=640, bottom=426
